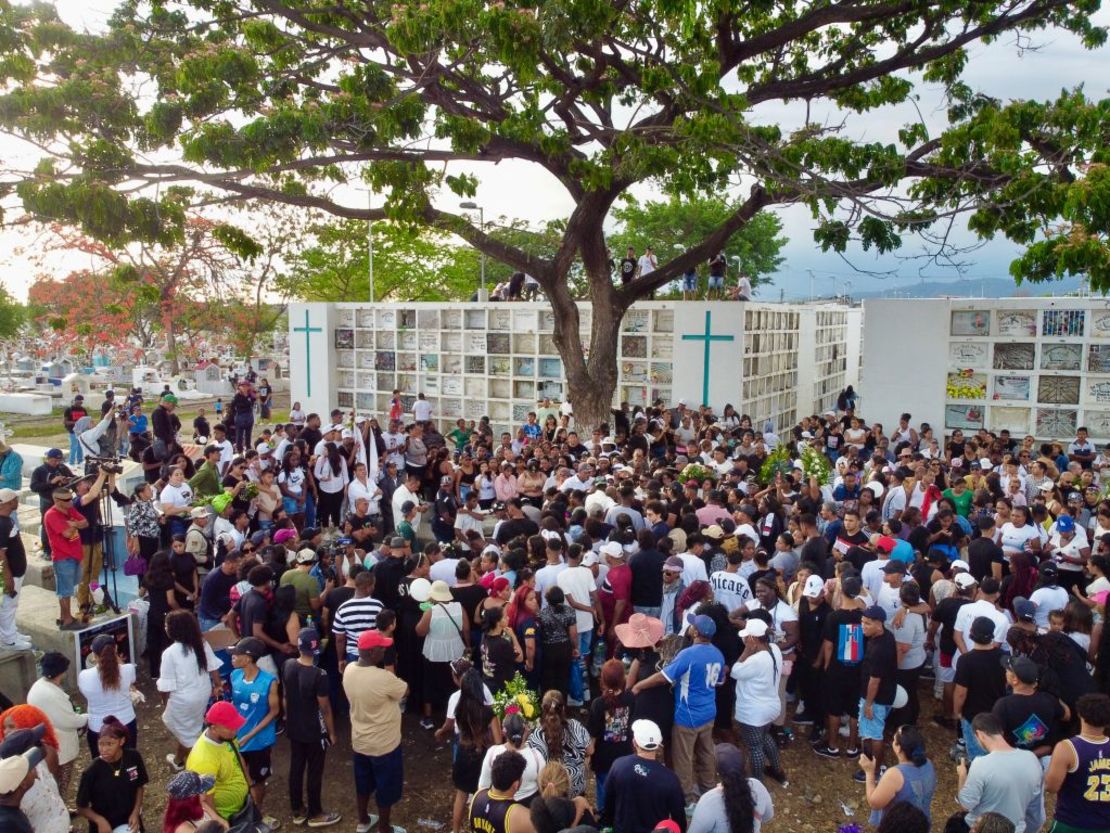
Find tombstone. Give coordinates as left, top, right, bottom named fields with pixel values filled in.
left=194, top=361, right=226, bottom=395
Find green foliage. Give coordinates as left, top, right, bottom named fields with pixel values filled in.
left=0, top=284, right=24, bottom=340
left=610, top=197, right=786, bottom=288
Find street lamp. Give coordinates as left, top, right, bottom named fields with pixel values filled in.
left=459, top=201, right=486, bottom=296
left=367, top=190, right=375, bottom=303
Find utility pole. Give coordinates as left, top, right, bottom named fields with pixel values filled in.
left=367, top=190, right=375, bottom=302
left=459, top=201, right=486, bottom=298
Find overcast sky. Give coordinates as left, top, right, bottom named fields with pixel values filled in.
left=1, top=1, right=1108, bottom=301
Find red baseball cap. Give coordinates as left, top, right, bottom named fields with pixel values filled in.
left=876, top=535, right=897, bottom=554
left=205, top=700, right=246, bottom=732
left=357, top=629, right=393, bottom=650
left=653, top=822, right=682, bottom=833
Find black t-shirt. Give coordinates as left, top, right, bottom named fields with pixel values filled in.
left=494, top=517, right=539, bottom=545
left=992, top=691, right=1066, bottom=752
left=934, top=596, right=973, bottom=655
left=800, top=535, right=829, bottom=572
left=907, top=525, right=930, bottom=557
left=0, top=805, right=32, bottom=833
left=373, top=555, right=409, bottom=612
left=629, top=548, right=667, bottom=607
left=141, top=446, right=161, bottom=484
left=967, top=537, right=1005, bottom=583
left=0, top=514, right=27, bottom=578
left=300, top=427, right=323, bottom=451
left=452, top=584, right=486, bottom=628
left=197, top=567, right=240, bottom=620
left=618, top=257, right=637, bottom=284
left=953, top=647, right=1006, bottom=720
left=823, top=608, right=865, bottom=672
left=435, top=493, right=458, bottom=525
left=587, top=691, right=635, bottom=773
left=798, top=597, right=830, bottom=660
left=282, top=660, right=328, bottom=744
left=237, top=588, right=270, bottom=642
left=77, top=749, right=149, bottom=832
left=193, top=416, right=211, bottom=438
left=322, top=585, right=356, bottom=637
left=860, top=629, right=898, bottom=705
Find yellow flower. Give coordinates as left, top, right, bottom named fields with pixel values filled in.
left=523, top=704, right=535, bottom=719
left=516, top=693, right=529, bottom=705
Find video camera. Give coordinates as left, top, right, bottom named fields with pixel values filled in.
left=86, top=455, right=124, bottom=476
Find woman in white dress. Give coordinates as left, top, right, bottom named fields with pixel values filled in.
left=0, top=717, right=70, bottom=833
left=158, top=610, right=222, bottom=771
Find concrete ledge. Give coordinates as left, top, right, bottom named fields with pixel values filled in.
left=0, top=650, right=37, bottom=704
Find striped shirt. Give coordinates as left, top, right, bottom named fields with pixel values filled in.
left=332, top=595, right=384, bottom=659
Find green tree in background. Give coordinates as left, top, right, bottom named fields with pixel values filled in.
left=1, top=0, right=1107, bottom=427
left=609, top=198, right=786, bottom=292
left=0, top=285, right=24, bottom=341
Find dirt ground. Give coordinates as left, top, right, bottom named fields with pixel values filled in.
left=63, top=671, right=967, bottom=833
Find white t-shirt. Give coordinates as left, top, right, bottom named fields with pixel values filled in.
left=348, top=478, right=382, bottom=514
left=678, top=552, right=709, bottom=587
left=1029, top=585, right=1069, bottom=628
left=730, top=644, right=783, bottom=726
left=314, top=455, right=349, bottom=494
left=737, top=275, right=753, bottom=301
left=156, top=642, right=221, bottom=699
left=278, top=467, right=305, bottom=496
left=954, top=600, right=1012, bottom=649
left=996, top=523, right=1041, bottom=555
left=78, top=664, right=137, bottom=731
left=709, top=570, right=753, bottom=613
left=160, top=482, right=193, bottom=511
left=1048, top=526, right=1089, bottom=572
left=382, top=432, right=406, bottom=468
left=743, top=600, right=798, bottom=652
left=478, top=744, right=546, bottom=802
left=535, top=562, right=567, bottom=609
left=413, top=400, right=433, bottom=422
left=689, top=780, right=773, bottom=833
left=429, top=557, right=460, bottom=588
left=892, top=610, right=928, bottom=669
left=557, top=565, right=596, bottom=634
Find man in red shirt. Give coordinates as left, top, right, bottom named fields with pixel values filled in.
left=42, top=487, right=87, bottom=630
left=599, top=540, right=632, bottom=660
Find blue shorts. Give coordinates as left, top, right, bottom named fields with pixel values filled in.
left=54, top=558, right=80, bottom=598
left=282, top=496, right=302, bottom=516
left=858, top=698, right=892, bottom=741
left=708, top=275, right=724, bottom=289
left=353, top=746, right=403, bottom=807
left=682, top=274, right=697, bottom=291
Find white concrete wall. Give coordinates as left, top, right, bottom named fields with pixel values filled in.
left=672, top=302, right=744, bottom=408
left=287, top=303, right=338, bottom=418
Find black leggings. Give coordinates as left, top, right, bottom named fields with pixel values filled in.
left=891, top=664, right=923, bottom=728
left=317, top=490, right=344, bottom=528
left=541, top=640, right=572, bottom=699
left=234, top=422, right=253, bottom=453
left=738, top=722, right=782, bottom=781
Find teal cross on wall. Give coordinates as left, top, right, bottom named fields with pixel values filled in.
left=292, top=309, right=323, bottom=397
left=681, top=310, right=735, bottom=406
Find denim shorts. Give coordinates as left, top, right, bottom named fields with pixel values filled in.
left=353, top=746, right=403, bottom=807
left=54, top=558, right=80, bottom=598
left=708, top=275, right=724, bottom=289
left=282, top=496, right=302, bottom=515
left=858, top=698, right=891, bottom=741
left=682, top=274, right=697, bottom=291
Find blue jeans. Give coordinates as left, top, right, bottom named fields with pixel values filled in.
left=962, top=719, right=987, bottom=761
left=595, top=771, right=609, bottom=813
left=633, top=606, right=662, bottom=619
left=304, top=491, right=317, bottom=529
left=69, top=432, right=83, bottom=465
left=569, top=629, right=593, bottom=701
left=198, top=614, right=221, bottom=633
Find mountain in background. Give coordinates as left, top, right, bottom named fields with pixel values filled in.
left=776, top=275, right=1090, bottom=302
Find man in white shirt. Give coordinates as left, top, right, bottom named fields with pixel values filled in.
left=428, top=546, right=460, bottom=587
left=412, top=393, right=433, bottom=424
left=210, top=425, right=235, bottom=475
left=557, top=548, right=601, bottom=705
left=735, top=273, right=753, bottom=301
left=391, top=472, right=426, bottom=535
left=677, top=536, right=709, bottom=586
left=953, top=576, right=1012, bottom=655
left=860, top=535, right=894, bottom=602
left=534, top=537, right=567, bottom=609
left=637, top=247, right=657, bottom=280
left=709, top=551, right=752, bottom=612
left=348, top=473, right=382, bottom=516
left=381, top=421, right=407, bottom=470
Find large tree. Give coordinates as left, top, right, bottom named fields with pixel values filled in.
left=0, top=1, right=1107, bottom=429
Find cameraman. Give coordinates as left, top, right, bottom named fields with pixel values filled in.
left=75, top=411, right=129, bottom=469
left=72, top=468, right=125, bottom=616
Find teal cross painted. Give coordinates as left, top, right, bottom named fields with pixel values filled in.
left=292, top=309, right=323, bottom=397
left=681, top=310, right=735, bottom=406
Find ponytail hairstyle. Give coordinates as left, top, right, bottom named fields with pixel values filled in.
left=502, top=712, right=527, bottom=749
left=544, top=585, right=566, bottom=613
left=540, top=690, right=567, bottom=756
left=454, top=668, right=489, bottom=750
left=895, top=725, right=929, bottom=767
left=481, top=604, right=505, bottom=634
left=717, top=744, right=755, bottom=833
left=600, top=659, right=626, bottom=713
left=93, top=635, right=121, bottom=691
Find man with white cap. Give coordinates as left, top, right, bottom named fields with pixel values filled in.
left=600, top=719, right=686, bottom=833
left=794, top=573, right=830, bottom=729
left=0, top=488, right=30, bottom=650
left=599, top=540, right=632, bottom=657
left=0, top=732, right=44, bottom=833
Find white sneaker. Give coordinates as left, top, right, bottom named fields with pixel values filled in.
left=1, top=639, right=32, bottom=651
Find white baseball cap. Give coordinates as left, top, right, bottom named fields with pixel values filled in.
left=802, top=575, right=825, bottom=599
left=738, top=618, right=769, bottom=638
left=954, top=573, right=978, bottom=590
left=600, top=541, right=624, bottom=559
left=951, top=559, right=971, bottom=573
left=631, top=719, right=663, bottom=751
left=0, top=488, right=18, bottom=504
left=582, top=551, right=600, bottom=567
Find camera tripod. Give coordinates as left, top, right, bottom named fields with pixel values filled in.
left=93, top=486, right=122, bottom=617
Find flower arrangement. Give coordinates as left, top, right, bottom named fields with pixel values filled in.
left=800, top=444, right=833, bottom=485
left=758, top=446, right=793, bottom=484
left=492, top=673, right=538, bottom=722
left=676, top=462, right=715, bottom=484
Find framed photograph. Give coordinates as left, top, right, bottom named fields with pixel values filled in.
left=949, top=342, right=989, bottom=368
left=945, top=404, right=985, bottom=431
left=374, top=351, right=396, bottom=371
left=993, top=375, right=1030, bottom=401
left=1092, top=309, right=1110, bottom=339
left=1089, top=344, right=1110, bottom=373
left=1041, top=343, right=1082, bottom=371
left=334, top=328, right=354, bottom=349
left=951, top=310, right=991, bottom=336
left=1042, top=309, right=1085, bottom=337
left=997, top=310, right=1037, bottom=337
left=486, top=333, right=511, bottom=354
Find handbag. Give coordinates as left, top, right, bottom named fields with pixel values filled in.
left=227, top=795, right=270, bottom=833
left=123, top=554, right=147, bottom=577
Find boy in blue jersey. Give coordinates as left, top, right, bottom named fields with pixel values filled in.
left=230, top=637, right=281, bottom=829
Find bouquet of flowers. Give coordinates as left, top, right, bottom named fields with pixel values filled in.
left=800, top=444, right=833, bottom=484
left=242, top=482, right=259, bottom=500
left=676, top=462, right=715, bottom=484
left=758, top=446, right=793, bottom=484
left=492, top=673, right=538, bottom=722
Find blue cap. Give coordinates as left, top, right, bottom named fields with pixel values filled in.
left=1056, top=515, right=1075, bottom=534
left=861, top=605, right=887, bottom=622
left=45, top=448, right=63, bottom=459
left=686, top=612, right=716, bottom=637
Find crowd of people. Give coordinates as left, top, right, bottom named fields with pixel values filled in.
left=2, top=388, right=1110, bottom=833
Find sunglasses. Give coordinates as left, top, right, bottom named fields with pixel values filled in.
left=242, top=547, right=255, bottom=554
